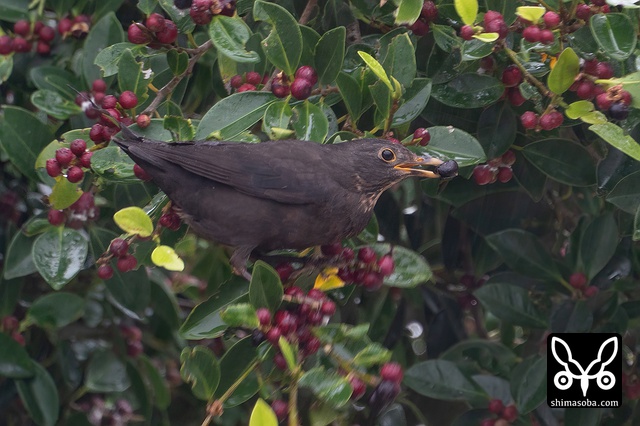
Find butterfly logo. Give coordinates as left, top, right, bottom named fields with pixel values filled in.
left=551, top=336, right=617, bottom=397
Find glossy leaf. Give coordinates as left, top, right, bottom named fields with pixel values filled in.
left=299, top=367, right=352, bottom=408
left=353, top=343, right=392, bottom=367
left=262, top=100, right=293, bottom=139
left=104, top=267, right=150, bottom=314
left=292, top=101, right=330, bottom=143
left=454, top=0, right=478, bottom=25
left=118, top=49, right=151, bottom=102
left=85, top=351, right=131, bottom=392
left=151, top=245, right=185, bottom=271
left=220, top=303, right=259, bottom=328
left=163, top=116, right=195, bottom=140
left=167, top=50, right=189, bottom=76
left=474, top=283, right=548, bottom=328
left=336, top=71, right=362, bottom=121
left=16, top=361, right=59, bottom=426
left=209, top=15, right=260, bottom=63
left=358, top=51, right=393, bottom=92
left=395, top=0, right=422, bottom=25
left=606, top=170, right=640, bottom=214
left=551, top=300, right=593, bottom=333
left=410, top=126, right=486, bottom=167
left=579, top=214, right=618, bottom=279
left=432, top=24, right=462, bottom=52
left=0, top=332, right=35, bottom=378
left=113, top=206, right=154, bottom=237
left=90, top=146, right=138, bottom=183
left=249, top=260, right=283, bottom=312
left=511, top=356, right=547, bottom=414
left=250, top=399, right=278, bottom=426
left=381, top=33, right=416, bottom=90
left=547, top=47, right=580, bottom=94
left=392, top=78, right=432, bottom=126
left=215, top=338, right=259, bottom=403
left=27, top=292, right=84, bottom=329
left=522, top=139, right=596, bottom=186
left=315, top=27, right=346, bottom=85
left=32, top=228, right=88, bottom=290
left=477, top=102, right=516, bottom=159
left=405, top=360, right=486, bottom=401
left=49, top=178, right=83, bottom=210
left=515, top=6, right=545, bottom=24
left=279, top=337, right=297, bottom=371
left=4, top=232, right=37, bottom=280
left=461, top=39, right=494, bottom=61
left=431, top=74, right=504, bottom=108
left=589, top=122, right=640, bottom=162
left=31, top=90, right=81, bottom=120
left=253, top=0, right=302, bottom=76
left=83, top=12, right=124, bottom=86
left=590, top=13, right=636, bottom=60
left=180, top=346, right=220, bottom=400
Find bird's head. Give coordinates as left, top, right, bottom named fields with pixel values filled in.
left=343, top=139, right=458, bottom=194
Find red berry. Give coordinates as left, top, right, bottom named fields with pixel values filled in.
left=273, top=352, right=287, bottom=370
left=133, top=164, right=152, bottom=181
left=488, top=398, right=504, bottom=414
left=596, top=62, right=614, bottom=79
left=409, top=18, right=430, bottom=36
left=245, top=71, right=262, bottom=86
left=544, top=11, right=561, bottom=28
left=271, top=81, right=290, bottom=98
left=501, top=65, right=523, bottom=87
left=569, top=272, right=588, bottom=289
left=358, top=247, right=377, bottom=264
left=236, top=83, right=255, bottom=93
left=266, top=327, right=282, bottom=344
left=100, top=95, right=116, bottom=109
left=127, top=340, right=144, bottom=357
left=155, top=20, right=178, bottom=44
left=460, top=25, right=475, bottom=40
left=321, top=243, right=343, bottom=257
left=67, top=166, right=84, bottom=183
left=2, top=316, right=19, bottom=332
left=295, top=66, right=318, bottom=86
left=377, top=254, right=395, bottom=276
left=56, top=148, right=74, bottom=167
left=128, top=23, right=152, bottom=44
left=421, top=1, right=438, bottom=21
left=507, top=87, right=526, bottom=106
left=12, top=37, right=31, bottom=53
left=92, top=79, right=107, bottom=93
left=497, top=167, right=513, bottom=183
left=539, top=111, right=563, bottom=130
left=413, top=128, right=431, bottom=146
left=484, top=10, right=503, bottom=25
left=307, top=288, right=325, bottom=300
left=303, top=336, right=321, bottom=355
left=480, top=419, right=496, bottom=426
left=101, top=108, right=122, bottom=126
left=284, top=285, right=304, bottom=298
left=70, top=139, right=87, bottom=157
left=14, top=20, right=30, bottom=37
left=576, top=80, right=595, bottom=99
left=592, top=0, right=606, bottom=6
left=502, top=405, right=518, bottom=422
left=58, top=18, right=72, bottom=35
left=473, top=165, right=494, bottom=185
left=290, top=78, right=313, bottom=100
left=584, top=286, right=599, bottom=297
left=321, top=300, right=336, bottom=316
left=117, top=255, right=138, bottom=272
left=576, top=4, right=592, bottom=20
left=0, top=36, right=13, bottom=55
left=46, top=158, right=62, bottom=177
left=362, top=272, right=384, bottom=291
left=190, top=0, right=214, bottom=25
left=98, top=264, right=114, bottom=280
left=109, top=238, right=129, bottom=257
left=11, top=332, right=25, bottom=346
left=619, top=90, right=632, bottom=106
left=350, top=377, right=367, bottom=400
left=119, top=91, right=138, bottom=109
left=271, top=400, right=288, bottom=421
left=522, top=26, right=541, bottom=43
left=539, top=29, right=555, bottom=45
left=380, top=362, right=403, bottom=383
left=485, top=19, right=508, bottom=39
left=256, top=308, right=271, bottom=325
left=596, top=92, right=613, bottom=110
left=230, top=75, right=243, bottom=88
left=145, top=13, right=166, bottom=33
left=275, top=262, right=294, bottom=282
left=36, top=41, right=50, bottom=56
left=48, top=209, right=65, bottom=226
left=136, top=114, right=151, bottom=128
left=38, top=25, right=56, bottom=43
left=501, top=150, right=516, bottom=166
left=89, top=125, right=105, bottom=144
left=521, top=111, right=538, bottom=129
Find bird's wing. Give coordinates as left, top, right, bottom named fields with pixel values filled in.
left=125, top=140, right=333, bottom=205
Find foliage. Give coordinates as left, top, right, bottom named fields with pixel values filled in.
left=0, top=0, right=639, bottom=425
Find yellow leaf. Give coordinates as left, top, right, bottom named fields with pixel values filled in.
left=516, top=6, right=545, bottom=24
left=314, top=268, right=345, bottom=291
left=151, top=245, right=185, bottom=271
left=249, top=399, right=278, bottom=426
left=358, top=51, right=393, bottom=92
left=113, top=206, right=154, bottom=237
left=455, top=0, right=478, bottom=26
left=473, top=32, right=499, bottom=43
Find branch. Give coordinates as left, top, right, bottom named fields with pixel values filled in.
left=299, top=0, right=318, bottom=25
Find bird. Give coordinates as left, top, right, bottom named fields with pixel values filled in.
left=112, top=126, right=458, bottom=279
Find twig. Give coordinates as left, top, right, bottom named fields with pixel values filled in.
left=299, top=0, right=318, bottom=25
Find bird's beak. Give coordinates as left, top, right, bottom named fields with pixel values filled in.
left=394, top=154, right=457, bottom=179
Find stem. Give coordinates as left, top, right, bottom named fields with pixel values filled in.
left=287, top=377, right=299, bottom=426
left=299, top=0, right=318, bottom=25
left=504, top=47, right=552, bottom=99
left=217, top=360, right=259, bottom=403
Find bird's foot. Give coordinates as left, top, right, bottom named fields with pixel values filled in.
left=230, top=246, right=254, bottom=281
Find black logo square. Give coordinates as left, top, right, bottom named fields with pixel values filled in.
left=547, top=333, right=622, bottom=408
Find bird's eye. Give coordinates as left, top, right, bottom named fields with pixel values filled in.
left=380, top=148, right=396, bottom=162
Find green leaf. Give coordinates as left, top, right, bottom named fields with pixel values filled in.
left=590, top=13, right=636, bottom=61
left=209, top=15, right=260, bottom=63
left=179, top=280, right=249, bottom=339
left=635, top=206, right=640, bottom=242
left=4, top=232, right=37, bottom=280
left=299, top=367, right=352, bottom=408
left=315, top=27, right=345, bottom=85
left=551, top=300, right=593, bottom=333
left=0, top=0, right=29, bottom=21
left=511, top=356, right=547, bottom=414
left=0, top=332, right=35, bottom=378
left=118, top=49, right=151, bottom=102
left=432, top=24, right=462, bottom=52
left=547, top=47, right=580, bottom=94
left=49, top=178, right=83, bottom=210
left=292, top=101, right=330, bottom=143
left=220, top=303, right=259, bottom=328
left=522, top=139, right=595, bottom=186
left=180, top=346, right=220, bottom=400
left=367, top=244, right=432, bottom=288
left=163, top=116, right=195, bottom=140
left=405, top=360, right=486, bottom=401
left=431, top=74, right=504, bottom=108
left=579, top=214, right=618, bottom=279
left=606, top=170, right=640, bottom=214
left=94, top=43, right=142, bottom=77
left=410, top=126, right=486, bottom=167
left=32, top=228, right=88, bottom=290
left=83, top=12, right=124, bottom=86
left=485, top=229, right=561, bottom=281
left=565, top=408, right=602, bottom=426
left=395, top=0, right=423, bottom=24
left=589, top=122, right=640, bottom=162
left=474, top=283, right=548, bottom=328
left=139, top=356, right=171, bottom=409
left=392, top=78, right=432, bottom=126
left=159, top=0, right=195, bottom=33
left=336, top=72, right=362, bottom=121
left=262, top=100, right=293, bottom=140
left=461, top=38, right=495, bottom=61
left=16, top=361, right=59, bottom=426
left=85, top=351, right=131, bottom=392
left=515, top=6, right=545, bottom=24
left=249, top=260, right=283, bottom=312
left=0, top=55, right=13, bottom=82
left=477, top=102, right=516, bottom=159
left=215, top=337, right=259, bottom=405
left=369, top=80, right=392, bottom=121
left=27, top=292, right=84, bottom=329
left=353, top=343, right=392, bottom=367
left=30, top=90, right=82, bottom=120
left=113, top=206, right=154, bottom=237
left=454, top=0, right=478, bottom=25
left=151, top=245, right=185, bottom=271
left=253, top=0, right=302, bottom=76
left=104, top=267, right=150, bottom=315
left=90, top=146, right=138, bottom=183
left=250, top=399, right=279, bottom=426
left=381, top=33, right=416, bottom=90
left=279, top=337, right=297, bottom=371
left=29, top=67, right=81, bottom=99
left=0, top=106, right=53, bottom=181
left=196, top=91, right=277, bottom=140
left=166, top=50, right=189, bottom=76
left=358, top=51, right=393, bottom=92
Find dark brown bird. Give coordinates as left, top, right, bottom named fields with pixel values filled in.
left=113, top=126, right=457, bottom=279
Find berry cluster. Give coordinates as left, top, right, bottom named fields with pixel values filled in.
left=127, top=13, right=178, bottom=45
left=47, top=191, right=99, bottom=229
left=367, top=362, right=403, bottom=411
left=408, top=1, right=438, bottom=36
left=0, top=19, right=57, bottom=56
left=461, top=10, right=507, bottom=41
left=481, top=399, right=518, bottom=426
left=230, top=71, right=269, bottom=93
left=46, top=139, right=92, bottom=183
left=520, top=12, right=558, bottom=45
left=79, top=396, right=134, bottom=426
left=57, top=14, right=92, bottom=39
left=271, top=399, right=288, bottom=422
left=472, top=150, right=515, bottom=186
left=568, top=272, right=599, bottom=298
left=576, top=0, right=610, bottom=20
left=276, top=66, right=318, bottom=100
left=2, top=315, right=24, bottom=346
left=120, top=324, right=143, bottom=357
left=188, top=0, right=236, bottom=25
left=254, top=288, right=334, bottom=366
left=520, top=109, right=564, bottom=131
left=96, top=238, right=138, bottom=279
